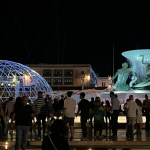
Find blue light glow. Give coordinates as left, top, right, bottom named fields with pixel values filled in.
left=0, top=60, right=53, bottom=100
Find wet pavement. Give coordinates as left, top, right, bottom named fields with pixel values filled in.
left=0, top=127, right=150, bottom=150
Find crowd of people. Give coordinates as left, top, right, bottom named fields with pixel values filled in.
left=0, top=91, right=150, bottom=150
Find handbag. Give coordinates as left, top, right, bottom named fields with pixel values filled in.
left=48, top=135, right=57, bottom=150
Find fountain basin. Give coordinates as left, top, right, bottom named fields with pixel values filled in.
left=122, top=49, right=150, bottom=61
left=99, top=90, right=150, bottom=103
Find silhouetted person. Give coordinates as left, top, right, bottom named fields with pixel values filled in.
left=34, top=91, right=48, bottom=140
left=42, top=119, right=69, bottom=150
left=76, top=92, right=91, bottom=141
left=110, top=91, right=120, bottom=138
left=143, top=94, right=150, bottom=130
left=59, top=95, right=64, bottom=112
left=89, top=97, right=95, bottom=128
left=11, top=96, right=35, bottom=150
left=62, top=91, right=76, bottom=141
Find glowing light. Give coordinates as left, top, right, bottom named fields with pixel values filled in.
left=5, top=142, right=8, bottom=145
left=8, top=83, right=11, bottom=86
left=87, top=75, right=90, bottom=80
left=12, top=83, right=15, bottom=86
left=0, top=60, right=53, bottom=100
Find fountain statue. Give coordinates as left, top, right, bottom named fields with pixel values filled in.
left=110, top=49, right=150, bottom=90
left=132, top=54, right=150, bottom=88
left=110, top=62, right=132, bottom=90
left=95, top=49, right=150, bottom=103
left=122, top=49, right=150, bottom=90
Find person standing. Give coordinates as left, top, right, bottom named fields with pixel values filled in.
left=9, top=97, right=22, bottom=136
left=4, top=97, right=15, bottom=134
left=93, top=101, right=105, bottom=139
left=0, top=100, right=5, bottom=135
left=76, top=92, right=91, bottom=141
left=47, top=97, right=54, bottom=121
left=62, top=91, right=76, bottom=141
left=28, top=100, right=34, bottom=134
left=59, top=95, right=64, bottom=114
left=105, top=100, right=112, bottom=129
left=53, top=99, right=60, bottom=118
left=45, top=95, right=49, bottom=102
left=124, top=99, right=130, bottom=136
left=109, top=91, right=120, bottom=138
left=34, top=91, right=48, bottom=140
left=42, top=119, right=69, bottom=150
left=11, top=96, right=35, bottom=150
left=126, top=95, right=138, bottom=138
left=89, top=97, right=95, bottom=128
left=143, top=94, right=150, bottom=130
left=0, top=102, right=4, bottom=137
left=135, top=99, right=143, bottom=135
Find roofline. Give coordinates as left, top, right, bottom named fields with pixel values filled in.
left=25, top=64, right=92, bottom=67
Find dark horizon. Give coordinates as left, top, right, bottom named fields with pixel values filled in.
left=1, top=1, right=150, bottom=77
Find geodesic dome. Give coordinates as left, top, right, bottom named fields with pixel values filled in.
left=0, top=60, right=53, bottom=101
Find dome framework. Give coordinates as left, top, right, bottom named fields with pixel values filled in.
left=0, top=60, right=53, bottom=101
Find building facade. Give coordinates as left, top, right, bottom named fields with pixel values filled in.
left=26, top=64, right=98, bottom=89
left=98, top=76, right=112, bottom=88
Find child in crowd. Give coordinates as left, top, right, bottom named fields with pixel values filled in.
left=93, top=101, right=105, bottom=139
left=135, top=99, right=143, bottom=135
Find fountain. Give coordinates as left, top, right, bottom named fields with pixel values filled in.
left=98, top=49, right=150, bottom=103
left=122, top=49, right=150, bottom=89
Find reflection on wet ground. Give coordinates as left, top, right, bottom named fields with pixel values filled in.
left=0, top=128, right=150, bottom=149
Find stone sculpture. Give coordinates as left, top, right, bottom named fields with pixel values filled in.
left=133, top=54, right=150, bottom=88
left=110, top=62, right=132, bottom=90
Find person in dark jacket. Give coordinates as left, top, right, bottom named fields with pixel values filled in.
left=89, top=97, right=95, bottom=128
left=59, top=95, right=64, bottom=112
left=42, top=119, right=69, bottom=150
left=53, top=98, right=60, bottom=118
left=76, top=92, right=91, bottom=140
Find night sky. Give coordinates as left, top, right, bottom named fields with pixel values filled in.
left=1, top=1, right=150, bottom=77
